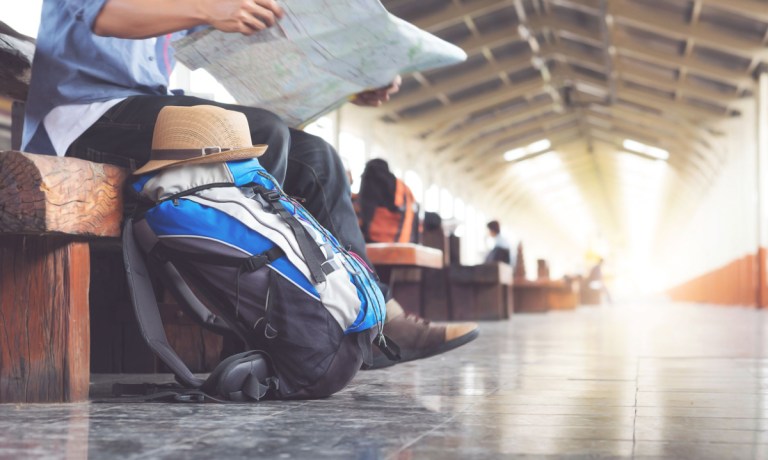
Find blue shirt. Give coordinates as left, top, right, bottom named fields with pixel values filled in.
left=23, top=0, right=188, bottom=154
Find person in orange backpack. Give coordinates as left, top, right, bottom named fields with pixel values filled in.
left=358, top=159, right=419, bottom=243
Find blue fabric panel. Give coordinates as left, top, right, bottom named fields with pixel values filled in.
left=225, top=159, right=266, bottom=187
left=145, top=199, right=319, bottom=297
left=131, top=174, right=153, bottom=193
left=344, top=255, right=386, bottom=333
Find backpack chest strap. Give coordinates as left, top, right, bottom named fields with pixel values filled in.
left=252, top=185, right=328, bottom=284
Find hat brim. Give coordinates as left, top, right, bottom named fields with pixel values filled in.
left=132, top=145, right=268, bottom=175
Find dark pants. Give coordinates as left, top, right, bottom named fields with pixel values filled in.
left=68, top=95, right=380, bottom=287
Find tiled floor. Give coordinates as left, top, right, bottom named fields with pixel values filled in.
left=3, top=301, right=768, bottom=459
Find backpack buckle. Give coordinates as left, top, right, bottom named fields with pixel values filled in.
left=259, top=188, right=281, bottom=202
left=243, top=254, right=269, bottom=272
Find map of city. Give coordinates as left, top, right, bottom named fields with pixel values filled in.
left=172, top=0, right=467, bottom=127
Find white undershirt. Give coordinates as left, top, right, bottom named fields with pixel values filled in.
left=43, top=98, right=126, bottom=156
left=494, top=234, right=510, bottom=250
left=43, top=37, right=159, bottom=156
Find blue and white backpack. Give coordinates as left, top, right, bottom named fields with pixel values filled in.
left=122, top=158, right=391, bottom=401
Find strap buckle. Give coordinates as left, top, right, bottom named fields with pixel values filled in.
left=242, top=254, right=269, bottom=272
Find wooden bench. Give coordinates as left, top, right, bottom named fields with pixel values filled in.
left=449, top=262, right=514, bottom=320
left=419, top=222, right=454, bottom=320
left=512, top=280, right=552, bottom=313
left=513, top=278, right=581, bottom=313
left=547, top=277, right=580, bottom=310
left=366, top=243, right=443, bottom=317
left=0, top=151, right=128, bottom=403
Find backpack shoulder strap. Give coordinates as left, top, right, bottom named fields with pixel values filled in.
left=393, top=179, right=405, bottom=208
left=122, top=217, right=280, bottom=402
left=122, top=217, right=205, bottom=389
left=396, top=180, right=416, bottom=243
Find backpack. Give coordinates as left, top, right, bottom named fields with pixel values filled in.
left=122, top=158, right=393, bottom=401
left=364, top=178, right=419, bottom=243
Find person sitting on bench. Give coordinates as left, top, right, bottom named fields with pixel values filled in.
left=21, top=0, right=478, bottom=369
left=358, top=158, right=419, bottom=244
left=484, top=220, right=513, bottom=265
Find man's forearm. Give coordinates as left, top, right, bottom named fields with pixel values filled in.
left=94, top=0, right=284, bottom=39
left=93, top=0, right=207, bottom=38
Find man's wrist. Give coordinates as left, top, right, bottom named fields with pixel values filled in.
left=191, top=0, right=211, bottom=26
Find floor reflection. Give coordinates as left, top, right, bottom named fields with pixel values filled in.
left=2, top=302, right=768, bottom=459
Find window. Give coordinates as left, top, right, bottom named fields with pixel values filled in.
left=304, top=116, right=337, bottom=147
left=339, top=132, right=366, bottom=193
left=454, top=198, right=466, bottom=221
left=424, top=184, right=440, bottom=213
left=403, top=170, right=424, bottom=205
left=440, top=188, right=454, bottom=219
left=169, top=65, right=235, bottom=104
left=4, top=1, right=42, bottom=37
left=503, top=138, right=552, bottom=162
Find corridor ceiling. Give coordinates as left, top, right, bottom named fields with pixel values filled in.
left=379, top=0, right=768, bottom=249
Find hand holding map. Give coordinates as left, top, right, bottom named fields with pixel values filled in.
left=172, top=0, right=467, bottom=127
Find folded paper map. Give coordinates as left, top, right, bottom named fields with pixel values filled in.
left=172, top=0, right=467, bottom=127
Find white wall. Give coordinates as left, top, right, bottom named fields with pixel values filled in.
left=655, top=97, right=760, bottom=288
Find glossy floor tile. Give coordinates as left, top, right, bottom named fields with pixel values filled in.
left=3, top=301, right=768, bottom=459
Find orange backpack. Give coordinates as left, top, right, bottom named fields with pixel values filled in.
left=367, top=179, right=418, bottom=243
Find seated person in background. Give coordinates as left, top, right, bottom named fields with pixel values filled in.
left=24, top=0, right=477, bottom=370
left=588, top=258, right=613, bottom=304
left=358, top=158, right=419, bottom=243
left=484, top=220, right=512, bottom=264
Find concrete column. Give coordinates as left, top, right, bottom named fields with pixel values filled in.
left=756, top=70, right=768, bottom=307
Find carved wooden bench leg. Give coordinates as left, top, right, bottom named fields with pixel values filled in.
left=0, top=235, right=90, bottom=403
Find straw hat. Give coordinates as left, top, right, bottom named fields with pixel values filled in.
left=133, top=105, right=268, bottom=175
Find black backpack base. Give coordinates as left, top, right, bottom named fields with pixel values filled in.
left=119, top=218, right=280, bottom=402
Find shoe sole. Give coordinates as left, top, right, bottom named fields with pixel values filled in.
left=367, top=328, right=480, bottom=370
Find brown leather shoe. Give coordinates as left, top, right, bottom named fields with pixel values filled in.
left=367, top=300, right=479, bottom=369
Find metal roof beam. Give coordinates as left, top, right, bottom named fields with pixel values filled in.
left=383, top=53, right=534, bottom=116
left=399, top=77, right=547, bottom=134
left=412, top=0, right=516, bottom=32
left=700, top=0, right=768, bottom=24
left=456, top=26, right=525, bottom=56
left=588, top=104, right=720, bottom=154
left=584, top=115, right=702, bottom=160
left=463, top=126, right=582, bottom=180
left=537, top=14, right=754, bottom=88
left=478, top=137, right=587, bottom=198
left=556, top=70, right=731, bottom=121
left=428, top=98, right=554, bottom=148
left=612, top=0, right=768, bottom=60
left=442, top=111, right=576, bottom=163
left=617, top=65, right=742, bottom=104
